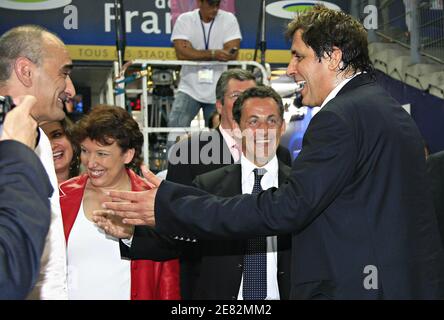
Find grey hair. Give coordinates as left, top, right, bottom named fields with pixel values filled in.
left=215, top=68, right=256, bottom=106
left=0, top=25, right=61, bottom=85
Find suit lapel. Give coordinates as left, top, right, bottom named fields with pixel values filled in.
left=278, top=161, right=291, bottom=186
left=276, top=161, right=292, bottom=279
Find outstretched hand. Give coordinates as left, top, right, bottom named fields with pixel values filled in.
left=92, top=209, right=134, bottom=239
left=100, top=164, right=160, bottom=227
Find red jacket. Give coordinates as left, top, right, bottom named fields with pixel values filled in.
left=59, top=169, right=180, bottom=300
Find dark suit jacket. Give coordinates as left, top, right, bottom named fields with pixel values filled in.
left=0, top=140, right=52, bottom=299
left=427, top=150, right=444, bottom=248
left=165, top=127, right=292, bottom=298
left=191, top=161, right=292, bottom=300
left=155, top=74, right=444, bottom=299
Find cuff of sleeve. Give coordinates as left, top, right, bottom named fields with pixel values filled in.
left=121, top=236, right=133, bottom=247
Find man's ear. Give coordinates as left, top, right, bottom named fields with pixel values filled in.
left=215, top=99, right=223, bottom=114
left=14, top=57, right=34, bottom=88
left=328, top=46, right=343, bottom=71
left=279, top=119, right=287, bottom=137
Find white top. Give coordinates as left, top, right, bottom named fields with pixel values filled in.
left=67, top=201, right=131, bottom=300
left=237, top=155, right=280, bottom=300
left=27, top=128, right=68, bottom=300
left=171, top=9, right=242, bottom=103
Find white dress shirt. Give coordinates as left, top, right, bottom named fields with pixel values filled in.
left=237, top=155, right=280, bottom=300
left=27, top=128, right=68, bottom=300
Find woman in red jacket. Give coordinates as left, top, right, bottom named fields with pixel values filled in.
left=59, top=105, right=180, bottom=300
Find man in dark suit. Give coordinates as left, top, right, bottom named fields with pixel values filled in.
left=100, top=6, right=444, bottom=299
left=0, top=96, right=52, bottom=299
left=427, top=151, right=444, bottom=248
left=166, top=68, right=291, bottom=298
left=191, top=86, right=291, bottom=300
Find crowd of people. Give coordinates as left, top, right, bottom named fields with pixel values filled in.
left=1, top=1, right=444, bottom=300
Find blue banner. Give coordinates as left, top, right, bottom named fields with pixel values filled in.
left=0, top=0, right=350, bottom=61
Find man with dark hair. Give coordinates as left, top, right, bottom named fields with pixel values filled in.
left=0, top=25, right=76, bottom=299
left=191, top=86, right=291, bottom=300
left=99, top=6, right=444, bottom=299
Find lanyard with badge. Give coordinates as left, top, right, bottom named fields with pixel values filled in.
left=198, top=11, right=215, bottom=84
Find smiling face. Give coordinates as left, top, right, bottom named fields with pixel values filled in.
left=239, top=97, right=286, bottom=167
left=31, top=35, right=75, bottom=123
left=41, top=121, right=74, bottom=182
left=286, top=30, right=336, bottom=107
left=80, top=138, right=135, bottom=189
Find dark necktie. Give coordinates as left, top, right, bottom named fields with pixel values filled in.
left=243, top=168, right=267, bottom=300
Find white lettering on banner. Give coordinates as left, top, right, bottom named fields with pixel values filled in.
left=141, top=12, right=161, bottom=34
left=363, top=5, right=378, bottom=30
left=126, top=11, right=139, bottom=33
left=155, top=0, right=171, bottom=9
left=63, top=5, right=78, bottom=30
left=165, top=12, right=172, bottom=34
left=104, top=3, right=114, bottom=32
left=104, top=3, right=172, bottom=34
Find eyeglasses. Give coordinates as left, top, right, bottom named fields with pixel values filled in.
left=226, top=91, right=243, bottom=100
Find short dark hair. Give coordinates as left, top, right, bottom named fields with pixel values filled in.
left=232, top=86, right=284, bottom=124
left=73, top=105, right=144, bottom=169
left=286, top=5, right=374, bottom=76
left=216, top=69, right=256, bottom=106
left=205, top=0, right=221, bottom=6
left=0, top=25, right=62, bottom=85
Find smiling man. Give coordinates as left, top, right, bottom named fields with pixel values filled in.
left=0, top=25, right=76, bottom=299
left=98, top=5, right=444, bottom=299
left=188, top=86, right=291, bottom=300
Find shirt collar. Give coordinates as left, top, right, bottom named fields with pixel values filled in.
left=241, top=154, right=278, bottom=186
left=320, top=72, right=362, bottom=109
left=219, top=125, right=238, bottom=148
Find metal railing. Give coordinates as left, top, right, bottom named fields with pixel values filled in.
left=355, top=0, right=444, bottom=63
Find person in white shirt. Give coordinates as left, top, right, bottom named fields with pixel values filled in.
left=0, top=25, right=76, bottom=300
left=168, top=0, right=241, bottom=131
